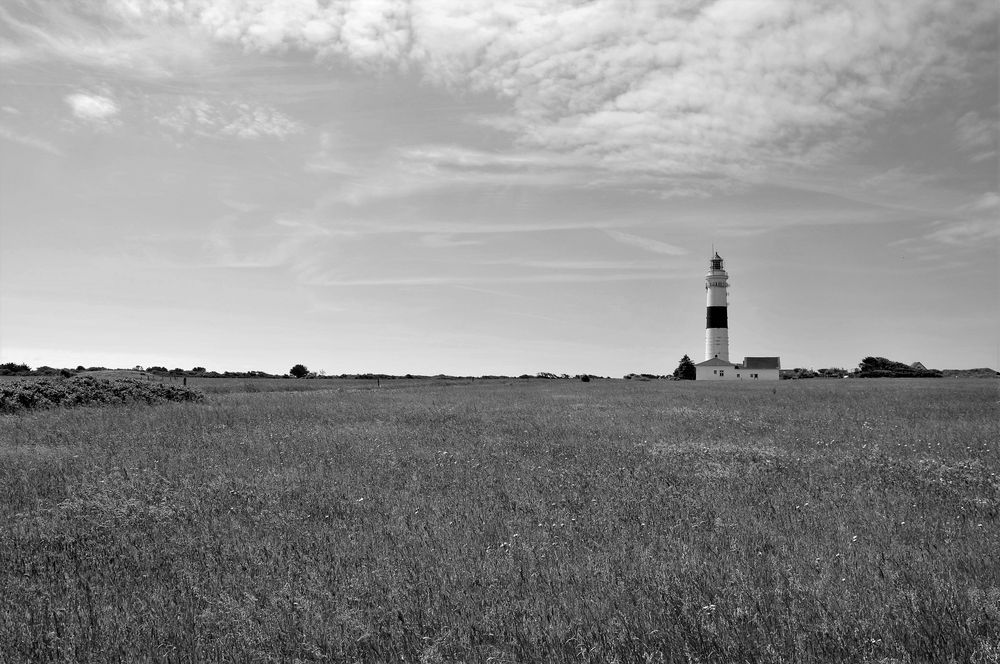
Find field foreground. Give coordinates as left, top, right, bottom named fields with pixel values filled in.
left=1, top=378, right=998, bottom=662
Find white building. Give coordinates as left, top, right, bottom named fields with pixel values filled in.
left=694, top=252, right=780, bottom=381
left=695, top=356, right=781, bottom=381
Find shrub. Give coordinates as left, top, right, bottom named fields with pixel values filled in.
left=0, top=376, right=204, bottom=414
left=857, top=357, right=942, bottom=378
left=673, top=354, right=696, bottom=380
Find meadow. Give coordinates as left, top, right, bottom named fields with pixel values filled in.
left=1, top=378, right=997, bottom=662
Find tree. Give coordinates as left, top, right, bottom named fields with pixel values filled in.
left=673, top=354, right=696, bottom=380
left=289, top=364, right=309, bottom=379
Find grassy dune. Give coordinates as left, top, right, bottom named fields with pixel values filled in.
left=1, top=379, right=997, bottom=662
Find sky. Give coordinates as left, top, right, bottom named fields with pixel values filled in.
left=1, top=0, right=997, bottom=376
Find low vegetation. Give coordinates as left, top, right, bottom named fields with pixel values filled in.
left=856, top=356, right=943, bottom=379
left=0, top=376, right=204, bottom=414
left=1, top=379, right=997, bottom=662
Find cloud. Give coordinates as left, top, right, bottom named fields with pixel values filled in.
left=964, top=191, right=1000, bottom=213
left=922, top=219, right=1000, bottom=246
left=0, top=124, right=63, bottom=155
left=204, top=213, right=325, bottom=269
left=300, top=271, right=684, bottom=288
left=8, top=0, right=996, bottom=184
left=65, top=92, right=119, bottom=120
left=419, top=234, right=483, bottom=248
left=0, top=2, right=212, bottom=77
left=604, top=230, right=688, bottom=256
left=890, top=191, right=1000, bottom=256
left=64, top=92, right=121, bottom=130
left=156, top=97, right=303, bottom=140
left=955, top=110, right=999, bottom=162
left=123, top=0, right=994, bottom=177
left=308, top=142, right=594, bottom=206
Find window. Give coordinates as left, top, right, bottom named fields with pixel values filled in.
left=719, top=370, right=724, bottom=377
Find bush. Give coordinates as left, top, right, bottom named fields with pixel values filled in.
left=857, top=357, right=942, bottom=378
left=781, top=368, right=819, bottom=380
left=0, top=376, right=205, bottom=414
left=672, top=355, right=696, bottom=381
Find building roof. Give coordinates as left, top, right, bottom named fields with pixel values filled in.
left=742, top=357, right=781, bottom=369
left=695, top=356, right=737, bottom=367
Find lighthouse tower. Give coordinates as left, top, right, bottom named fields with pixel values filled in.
left=705, top=251, right=730, bottom=362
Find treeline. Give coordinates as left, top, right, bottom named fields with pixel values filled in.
left=855, top=357, right=943, bottom=378
left=0, top=363, right=284, bottom=379
left=781, top=357, right=945, bottom=379
left=780, top=367, right=851, bottom=379
left=8, top=359, right=987, bottom=382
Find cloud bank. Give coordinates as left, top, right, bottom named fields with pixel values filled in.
left=85, top=0, right=997, bottom=177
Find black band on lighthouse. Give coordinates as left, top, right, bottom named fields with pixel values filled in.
left=706, top=306, right=728, bottom=329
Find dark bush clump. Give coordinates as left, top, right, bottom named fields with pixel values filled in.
left=0, top=376, right=205, bottom=414
left=857, top=357, right=942, bottom=378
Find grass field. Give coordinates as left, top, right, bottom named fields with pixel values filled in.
left=1, top=378, right=997, bottom=662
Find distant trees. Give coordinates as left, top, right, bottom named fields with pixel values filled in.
left=780, top=368, right=819, bottom=380
left=673, top=355, right=696, bottom=380
left=289, top=364, right=309, bottom=379
left=780, top=358, right=942, bottom=380
left=0, top=363, right=31, bottom=376
left=857, top=357, right=941, bottom=378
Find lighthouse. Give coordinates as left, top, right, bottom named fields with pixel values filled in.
left=705, top=251, right=730, bottom=362
left=694, top=251, right=781, bottom=380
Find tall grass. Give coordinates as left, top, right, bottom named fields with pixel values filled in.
left=1, top=379, right=997, bottom=662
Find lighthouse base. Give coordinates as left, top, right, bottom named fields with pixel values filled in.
left=705, top=328, right=729, bottom=362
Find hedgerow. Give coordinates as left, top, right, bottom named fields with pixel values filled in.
left=0, top=376, right=204, bottom=414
